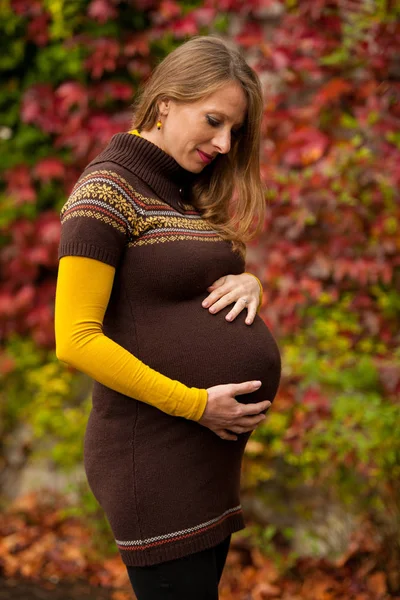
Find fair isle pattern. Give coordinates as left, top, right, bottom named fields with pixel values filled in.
left=115, top=505, right=242, bottom=551
left=61, top=169, right=225, bottom=246
left=61, top=171, right=140, bottom=237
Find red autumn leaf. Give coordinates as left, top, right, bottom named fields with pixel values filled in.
left=202, top=0, right=239, bottom=11
left=84, top=38, right=120, bottom=79
left=4, top=257, right=39, bottom=283
left=0, top=293, right=16, bottom=317
left=10, top=0, right=41, bottom=15
left=152, top=0, right=182, bottom=24
left=26, top=303, right=52, bottom=329
left=25, top=246, right=50, bottom=265
left=91, top=81, right=133, bottom=105
left=107, top=81, right=134, bottom=101
left=87, top=114, right=123, bottom=144
left=87, top=0, right=118, bottom=23
left=270, top=47, right=292, bottom=70
left=191, top=7, right=216, bottom=26
left=249, top=0, right=284, bottom=20
left=292, top=56, right=323, bottom=75
left=56, top=81, right=89, bottom=116
left=235, top=22, right=265, bottom=48
left=9, top=219, right=35, bottom=246
left=33, top=157, right=65, bottom=182
left=281, top=126, right=329, bottom=167
left=4, top=164, right=36, bottom=205
left=36, top=212, right=61, bottom=245
left=170, top=15, right=199, bottom=38
left=302, top=386, right=331, bottom=414
left=26, top=12, right=50, bottom=46
left=123, top=33, right=151, bottom=57
left=14, top=285, right=35, bottom=311
left=127, top=57, right=153, bottom=78
left=55, top=128, right=93, bottom=159
left=21, top=84, right=64, bottom=133
left=314, top=77, right=353, bottom=108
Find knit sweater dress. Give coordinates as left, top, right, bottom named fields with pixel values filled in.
left=58, top=132, right=282, bottom=567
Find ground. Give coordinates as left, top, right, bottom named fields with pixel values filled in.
left=0, top=578, right=118, bottom=600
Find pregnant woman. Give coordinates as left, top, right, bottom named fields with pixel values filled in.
left=55, top=35, right=281, bottom=599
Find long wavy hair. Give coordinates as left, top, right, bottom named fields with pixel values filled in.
left=130, top=35, right=266, bottom=257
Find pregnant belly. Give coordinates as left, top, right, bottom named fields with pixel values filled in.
left=136, top=298, right=282, bottom=405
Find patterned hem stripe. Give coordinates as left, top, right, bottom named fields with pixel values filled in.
left=140, top=229, right=221, bottom=240
left=116, top=505, right=242, bottom=551
left=132, top=235, right=225, bottom=246
left=62, top=202, right=128, bottom=228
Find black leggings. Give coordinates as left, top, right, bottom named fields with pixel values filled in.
left=126, top=535, right=231, bottom=599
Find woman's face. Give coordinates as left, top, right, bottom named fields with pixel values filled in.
left=144, top=81, right=248, bottom=173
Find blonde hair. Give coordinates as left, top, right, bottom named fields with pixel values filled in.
left=130, top=35, right=266, bottom=256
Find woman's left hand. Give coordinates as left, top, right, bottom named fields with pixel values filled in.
left=201, top=273, right=262, bottom=325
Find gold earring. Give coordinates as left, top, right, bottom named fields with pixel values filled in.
left=157, top=120, right=162, bottom=130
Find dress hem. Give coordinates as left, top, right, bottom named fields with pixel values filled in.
left=117, top=513, right=245, bottom=567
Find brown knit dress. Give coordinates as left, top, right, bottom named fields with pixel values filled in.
left=58, top=132, right=282, bottom=567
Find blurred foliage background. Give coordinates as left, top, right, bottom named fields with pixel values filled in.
left=0, top=0, right=399, bottom=597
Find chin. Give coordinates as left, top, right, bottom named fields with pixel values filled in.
left=192, top=164, right=206, bottom=173
left=182, top=160, right=204, bottom=174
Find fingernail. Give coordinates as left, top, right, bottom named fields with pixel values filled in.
left=253, top=381, right=262, bottom=387
left=202, top=301, right=208, bottom=307
left=226, top=315, right=232, bottom=321
left=246, top=319, right=251, bottom=325
left=209, top=307, right=215, bottom=313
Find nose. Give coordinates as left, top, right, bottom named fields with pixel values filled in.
left=212, top=129, right=231, bottom=155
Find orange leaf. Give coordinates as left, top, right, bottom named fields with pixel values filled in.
left=111, top=591, right=132, bottom=600
left=252, top=581, right=281, bottom=599
left=314, top=78, right=352, bottom=106
left=366, top=572, right=387, bottom=597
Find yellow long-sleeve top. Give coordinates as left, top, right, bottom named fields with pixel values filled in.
left=55, top=255, right=209, bottom=421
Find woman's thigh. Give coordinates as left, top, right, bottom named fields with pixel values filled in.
left=126, top=535, right=231, bottom=600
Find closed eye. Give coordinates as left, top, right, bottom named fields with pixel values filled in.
left=206, top=116, right=220, bottom=128
left=206, top=115, right=242, bottom=138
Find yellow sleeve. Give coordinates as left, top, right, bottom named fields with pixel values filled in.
left=54, top=255, right=208, bottom=421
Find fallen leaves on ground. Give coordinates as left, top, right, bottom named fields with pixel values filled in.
left=0, top=491, right=399, bottom=600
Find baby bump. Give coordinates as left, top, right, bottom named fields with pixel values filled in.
left=135, top=299, right=282, bottom=405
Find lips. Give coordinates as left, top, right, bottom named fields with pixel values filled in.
left=197, top=149, right=213, bottom=163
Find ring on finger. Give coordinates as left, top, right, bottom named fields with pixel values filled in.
left=240, top=297, right=249, bottom=305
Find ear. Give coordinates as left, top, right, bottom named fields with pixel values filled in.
left=158, top=96, right=171, bottom=116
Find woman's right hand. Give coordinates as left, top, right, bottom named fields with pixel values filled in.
left=199, top=381, right=271, bottom=441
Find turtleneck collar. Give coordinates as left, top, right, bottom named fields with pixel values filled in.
left=87, top=132, right=198, bottom=212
